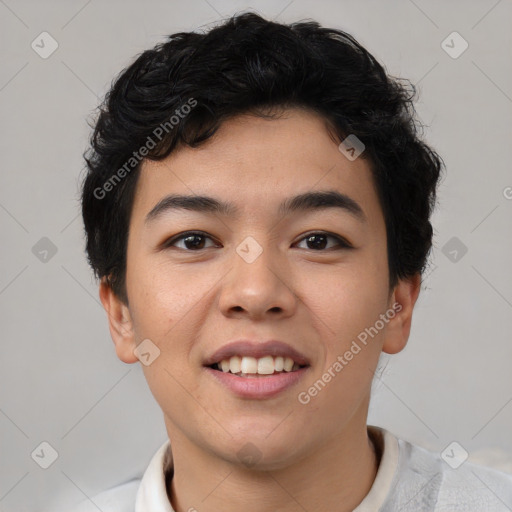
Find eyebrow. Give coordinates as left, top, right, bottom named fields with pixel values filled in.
left=144, top=190, right=367, bottom=226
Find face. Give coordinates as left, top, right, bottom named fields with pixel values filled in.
left=101, top=107, right=419, bottom=470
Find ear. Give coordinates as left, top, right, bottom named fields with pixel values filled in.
left=99, top=277, right=138, bottom=364
left=381, top=273, right=422, bottom=355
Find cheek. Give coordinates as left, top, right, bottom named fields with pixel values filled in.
left=300, top=269, right=388, bottom=419
left=129, top=261, right=209, bottom=400
left=126, top=256, right=207, bottom=341
left=306, top=256, right=388, bottom=342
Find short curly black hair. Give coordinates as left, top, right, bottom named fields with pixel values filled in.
left=81, top=11, right=444, bottom=305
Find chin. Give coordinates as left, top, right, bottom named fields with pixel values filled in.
left=218, top=428, right=307, bottom=468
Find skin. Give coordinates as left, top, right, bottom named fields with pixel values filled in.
left=100, top=107, right=421, bottom=512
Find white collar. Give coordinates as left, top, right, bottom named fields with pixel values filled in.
left=135, top=426, right=399, bottom=511
left=353, top=426, right=399, bottom=511
left=135, top=439, right=174, bottom=512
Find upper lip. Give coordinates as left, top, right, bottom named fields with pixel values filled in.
left=203, top=340, right=311, bottom=367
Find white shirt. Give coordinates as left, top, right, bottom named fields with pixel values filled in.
left=69, top=426, right=512, bottom=511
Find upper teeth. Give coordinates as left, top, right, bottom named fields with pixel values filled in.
left=218, top=355, right=300, bottom=375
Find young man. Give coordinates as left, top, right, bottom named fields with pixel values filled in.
left=77, top=12, right=512, bottom=512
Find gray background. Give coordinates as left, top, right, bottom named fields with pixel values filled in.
left=1, top=0, right=511, bottom=510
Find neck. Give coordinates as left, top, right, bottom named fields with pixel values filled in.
left=165, top=419, right=379, bottom=512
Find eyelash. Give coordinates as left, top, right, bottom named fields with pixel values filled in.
left=162, top=230, right=352, bottom=251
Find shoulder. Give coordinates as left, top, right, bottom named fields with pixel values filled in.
left=67, top=479, right=141, bottom=512
left=388, top=432, right=512, bottom=511
left=67, top=439, right=172, bottom=512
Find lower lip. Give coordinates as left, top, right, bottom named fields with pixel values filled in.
left=204, top=367, right=310, bottom=399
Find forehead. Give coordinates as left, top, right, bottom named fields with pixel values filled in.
left=130, top=108, right=383, bottom=229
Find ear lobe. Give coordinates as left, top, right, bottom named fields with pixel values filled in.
left=381, top=273, right=422, bottom=355
left=99, top=277, right=138, bottom=364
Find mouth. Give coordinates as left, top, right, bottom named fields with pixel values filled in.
left=202, top=340, right=311, bottom=399
left=203, top=353, right=311, bottom=399
left=206, top=355, right=309, bottom=378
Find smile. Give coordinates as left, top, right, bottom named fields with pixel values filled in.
left=209, top=355, right=307, bottom=377
left=205, top=356, right=310, bottom=399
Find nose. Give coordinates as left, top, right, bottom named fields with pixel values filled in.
left=218, top=238, right=298, bottom=321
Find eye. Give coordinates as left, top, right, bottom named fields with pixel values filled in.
left=163, top=230, right=352, bottom=252
left=163, top=231, right=218, bottom=251
left=294, top=232, right=352, bottom=251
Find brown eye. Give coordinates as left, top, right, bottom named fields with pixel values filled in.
left=295, top=232, right=351, bottom=251
left=164, top=231, right=218, bottom=251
